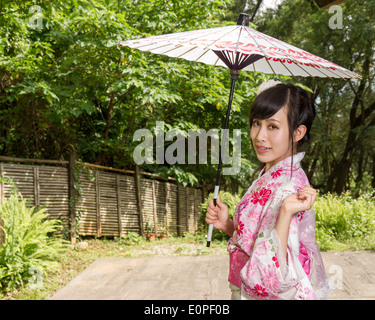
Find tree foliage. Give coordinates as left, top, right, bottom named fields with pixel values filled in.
left=255, top=0, right=375, bottom=195
left=0, top=0, right=373, bottom=196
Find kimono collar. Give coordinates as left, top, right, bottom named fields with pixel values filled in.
left=258, top=152, right=306, bottom=179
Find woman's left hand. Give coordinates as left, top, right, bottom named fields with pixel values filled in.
left=281, top=186, right=317, bottom=216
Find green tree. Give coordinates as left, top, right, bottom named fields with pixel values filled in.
left=0, top=0, right=270, bottom=192
left=254, top=0, right=375, bottom=195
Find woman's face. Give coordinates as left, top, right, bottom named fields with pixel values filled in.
left=250, top=106, right=293, bottom=173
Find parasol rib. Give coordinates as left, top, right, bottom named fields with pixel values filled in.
left=234, top=26, right=244, bottom=63
left=249, top=29, right=314, bottom=75
left=212, top=56, right=220, bottom=67
left=312, top=66, right=334, bottom=79
left=325, top=66, right=353, bottom=79
left=176, top=46, right=198, bottom=58
left=158, top=44, right=184, bottom=55
left=243, top=28, right=277, bottom=75
left=203, top=25, right=241, bottom=51
left=194, top=49, right=211, bottom=62
left=249, top=28, right=336, bottom=78
left=278, top=59, right=296, bottom=77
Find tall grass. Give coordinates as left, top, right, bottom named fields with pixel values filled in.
left=315, top=190, right=375, bottom=251
left=0, top=181, right=68, bottom=291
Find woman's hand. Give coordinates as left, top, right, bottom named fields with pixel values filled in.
left=205, top=195, right=234, bottom=236
left=281, top=186, right=317, bottom=216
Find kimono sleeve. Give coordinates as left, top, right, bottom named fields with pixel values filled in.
left=239, top=189, right=307, bottom=300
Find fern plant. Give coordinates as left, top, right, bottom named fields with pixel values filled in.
left=0, top=180, right=68, bottom=290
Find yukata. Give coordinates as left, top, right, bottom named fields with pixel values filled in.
left=228, top=152, right=331, bottom=300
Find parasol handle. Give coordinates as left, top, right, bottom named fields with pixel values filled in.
left=206, top=185, right=220, bottom=247
left=206, top=69, right=240, bottom=248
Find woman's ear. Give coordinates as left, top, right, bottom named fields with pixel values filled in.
left=294, top=125, right=307, bottom=143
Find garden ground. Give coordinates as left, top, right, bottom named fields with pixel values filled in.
left=50, top=244, right=375, bottom=300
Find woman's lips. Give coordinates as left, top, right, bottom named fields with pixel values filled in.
left=256, top=146, right=271, bottom=154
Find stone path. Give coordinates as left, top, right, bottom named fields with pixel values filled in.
left=50, top=251, right=375, bottom=300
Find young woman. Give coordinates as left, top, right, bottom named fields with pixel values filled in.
left=205, top=81, right=331, bottom=300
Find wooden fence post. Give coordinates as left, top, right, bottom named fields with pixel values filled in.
left=185, top=187, right=189, bottom=234
left=134, top=165, right=145, bottom=237
left=33, top=167, right=40, bottom=208
left=0, top=164, right=3, bottom=246
left=152, top=180, right=158, bottom=234
left=116, top=175, right=123, bottom=237
left=176, top=183, right=181, bottom=237
left=164, top=181, right=170, bottom=235
left=194, top=189, right=198, bottom=232
left=68, top=152, right=77, bottom=245
left=95, top=170, right=101, bottom=238
left=0, top=215, right=2, bottom=246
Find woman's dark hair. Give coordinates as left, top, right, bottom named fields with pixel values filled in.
left=249, top=83, right=316, bottom=178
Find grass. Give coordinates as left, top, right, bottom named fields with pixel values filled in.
left=0, top=233, right=228, bottom=300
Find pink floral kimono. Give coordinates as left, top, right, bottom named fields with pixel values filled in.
left=227, top=152, right=331, bottom=300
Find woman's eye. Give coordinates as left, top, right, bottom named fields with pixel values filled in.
left=252, top=120, right=259, bottom=126
left=269, top=125, right=278, bottom=130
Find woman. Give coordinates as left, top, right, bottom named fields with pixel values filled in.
left=205, top=81, right=331, bottom=300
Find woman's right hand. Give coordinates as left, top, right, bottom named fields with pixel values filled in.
left=205, top=194, right=231, bottom=233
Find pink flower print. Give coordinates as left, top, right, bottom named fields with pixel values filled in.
left=271, top=169, right=283, bottom=179
left=249, top=210, right=261, bottom=224
left=250, top=191, right=259, bottom=205
left=272, top=253, right=279, bottom=268
left=237, top=197, right=250, bottom=216
left=259, top=210, right=274, bottom=232
left=298, top=210, right=305, bottom=221
left=242, top=260, right=258, bottom=280
left=248, top=261, right=257, bottom=278
left=263, top=265, right=282, bottom=293
left=251, top=284, right=269, bottom=298
left=250, top=188, right=272, bottom=206
left=255, top=240, right=272, bottom=256
left=298, top=242, right=311, bottom=277
left=236, top=221, right=245, bottom=237
left=304, top=286, right=316, bottom=299
left=242, top=230, right=255, bottom=252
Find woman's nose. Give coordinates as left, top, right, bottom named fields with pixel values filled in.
left=255, top=124, right=267, bottom=142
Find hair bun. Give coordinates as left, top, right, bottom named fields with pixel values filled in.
left=256, top=80, right=283, bottom=95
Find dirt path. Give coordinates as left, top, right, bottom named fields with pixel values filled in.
left=50, top=250, right=375, bottom=300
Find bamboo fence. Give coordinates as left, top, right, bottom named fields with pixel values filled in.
left=0, top=155, right=204, bottom=244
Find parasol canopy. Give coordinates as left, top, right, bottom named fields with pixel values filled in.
left=119, top=15, right=361, bottom=80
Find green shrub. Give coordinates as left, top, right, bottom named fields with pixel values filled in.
left=0, top=181, right=68, bottom=291
left=315, top=190, right=375, bottom=251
